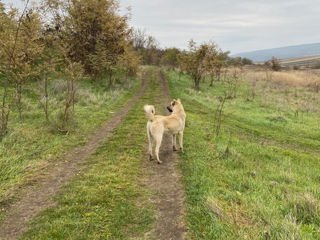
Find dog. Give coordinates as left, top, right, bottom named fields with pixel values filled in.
left=144, top=99, right=186, bottom=164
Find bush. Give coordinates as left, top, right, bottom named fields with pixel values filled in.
left=270, top=57, right=282, bottom=71
left=50, top=110, right=77, bottom=135
left=293, top=65, right=300, bottom=70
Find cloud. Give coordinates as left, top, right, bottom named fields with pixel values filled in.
left=2, top=0, right=319, bottom=53
left=120, top=0, right=320, bottom=53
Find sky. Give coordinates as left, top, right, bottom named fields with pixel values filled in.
left=119, top=0, right=320, bottom=54
left=2, top=0, right=320, bottom=54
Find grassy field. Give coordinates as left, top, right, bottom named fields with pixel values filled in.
left=166, top=70, right=320, bottom=239
left=20, top=68, right=161, bottom=239
left=279, top=56, right=320, bottom=68
left=2, top=66, right=320, bottom=239
left=0, top=76, right=139, bottom=223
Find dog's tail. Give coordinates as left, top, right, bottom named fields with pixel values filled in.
left=144, top=105, right=155, bottom=122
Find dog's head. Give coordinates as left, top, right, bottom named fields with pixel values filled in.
left=167, top=99, right=182, bottom=113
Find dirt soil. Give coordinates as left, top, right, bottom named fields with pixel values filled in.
left=143, top=71, right=187, bottom=240
left=0, top=74, right=147, bottom=240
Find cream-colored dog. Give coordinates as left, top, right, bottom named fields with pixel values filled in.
left=144, top=99, right=186, bottom=164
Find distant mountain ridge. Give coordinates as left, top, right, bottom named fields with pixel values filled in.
left=233, top=43, right=320, bottom=62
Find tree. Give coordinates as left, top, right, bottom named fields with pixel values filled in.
left=270, top=56, right=281, bottom=71
left=130, top=28, right=164, bottom=65
left=38, top=22, right=62, bottom=122
left=241, top=57, right=253, bottom=65
left=45, top=0, right=130, bottom=77
left=0, top=1, right=14, bottom=137
left=203, top=42, right=218, bottom=86
left=89, top=40, right=119, bottom=86
left=0, top=0, right=43, bottom=127
left=131, top=28, right=148, bottom=51
left=161, top=48, right=180, bottom=69
left=12, top=10, right=44, bottom=119
left=0, top=0, right=143, bottom=136
left=214, top=50, right=229, bottom=82
left=118, top=45, right=140, bottom=82
left=179, top=40, right=208, bottom=90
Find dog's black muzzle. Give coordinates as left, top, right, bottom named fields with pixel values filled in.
left=167, top=106, right=173, bottom=113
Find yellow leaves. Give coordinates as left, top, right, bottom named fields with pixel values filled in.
left=57, top=0, right=130, bottom=74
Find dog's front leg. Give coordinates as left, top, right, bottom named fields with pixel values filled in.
left=179, top=131, right=184, bottom=153
left=172, top=134, right=177, bottom=151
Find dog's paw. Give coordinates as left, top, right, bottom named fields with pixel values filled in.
left=180, top=148, right=184, bottom=153
left=149, top=155, right=154, bottom=161
left=173, top=146, right=177, bottom=151
left=157, top=160, right=162, bottom=164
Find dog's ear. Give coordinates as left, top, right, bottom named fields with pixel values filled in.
left=177, top=99, right=181, bottom=103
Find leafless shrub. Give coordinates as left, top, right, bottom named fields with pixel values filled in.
left=214, top=73, right=239, bottom=136
left=214, top=94, right=227, bottom=136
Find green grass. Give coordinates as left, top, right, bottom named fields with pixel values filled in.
left=0, top=76, right=140, bottom=223
left=20, top=67, right=161, bottom=239
left=4, top=67, right=320, bottom=239
left=166, top=70, right=320, bottom=239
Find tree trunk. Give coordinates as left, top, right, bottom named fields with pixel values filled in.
left=194, top=77, right=201, bottom=90
left=210, top=76, right=214, bottom=87
left=108, top=72, right=113, bottom=87
left=44, top=75, right=49, bottom=121
left=71, top=78, right=75, bottom=112
left=1, top=66, right=10, bottom=137
left=16, top=79, right=22, bottom=119
left=61, top=80, right=71, bottom=131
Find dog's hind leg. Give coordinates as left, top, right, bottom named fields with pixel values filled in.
left=172, top=134, right=177, bottom=151
left=179, top=131, right=184, bottom=153
left=147, top=128, right=154, bottom=161
left=155, top=134, right=163, bottom=164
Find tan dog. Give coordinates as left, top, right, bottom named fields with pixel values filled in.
left=144, top=99, right=186, bottom=164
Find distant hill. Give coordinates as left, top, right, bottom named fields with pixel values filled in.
left=233, top=43, right=320, bottom=62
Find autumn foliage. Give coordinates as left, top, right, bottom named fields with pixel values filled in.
left=0, top=0, right=140, bottom=137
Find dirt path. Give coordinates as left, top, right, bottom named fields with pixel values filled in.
left=144, top=71, right=187, bottom=240
left=0, top=74, right=148, bottom=240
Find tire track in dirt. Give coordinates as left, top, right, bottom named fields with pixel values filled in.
left=0, top=74, right=148, bottom=240
left=144, top=71, right=187, bottom=240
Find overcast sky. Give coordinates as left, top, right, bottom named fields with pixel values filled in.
left=3, top=0, right=320, bottom=54
left=120, top=0, right=320, bottom=54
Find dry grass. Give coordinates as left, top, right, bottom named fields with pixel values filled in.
left=244, top=69, right=320, bottom=88
left=206, top=197, right=254, bottom=227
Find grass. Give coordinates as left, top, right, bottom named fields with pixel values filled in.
left=166, top=70, right=320, bottom=239
left=3, top=66, right=320, bottom=239
left=0, top=76, right=140, bottom=223
left=20, top=67, right=160, bottom=239
left=244, top=68, right=320, bottom=87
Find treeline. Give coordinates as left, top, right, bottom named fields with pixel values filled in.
left=0, top=0, right=141, bottom=137
left=147, top=40, right=253, bottom=89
